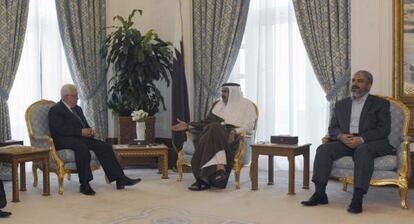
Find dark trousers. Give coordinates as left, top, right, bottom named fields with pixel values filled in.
left=312, top=140, right=393, bottom=192
left=62, top=138, right=124, bottom=185
left=0, top=180, right=6, bottom=208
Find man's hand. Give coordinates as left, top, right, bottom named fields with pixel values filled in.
left=172, top=119, right=189, bottom=132
left=81, top=128, right=94, bottom=137
left=339, top=133, right=363, bottom=149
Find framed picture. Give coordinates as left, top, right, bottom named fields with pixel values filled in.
left=394, top=0, right=414, bottom=135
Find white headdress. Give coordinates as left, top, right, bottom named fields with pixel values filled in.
left=212, top=84, right=257, bottom=134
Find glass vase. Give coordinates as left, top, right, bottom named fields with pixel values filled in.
left=135, top=121, right=146, bottom=141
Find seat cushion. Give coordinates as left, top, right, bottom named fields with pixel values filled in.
left=331, top=168, right=399, bottom=179
left=333, top=155, right=398, bottom=171
left=57, top=149, right=99, bottom=163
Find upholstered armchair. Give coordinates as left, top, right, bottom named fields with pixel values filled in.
left=328, top=96, right=410, bottom=208
left=25, top=100, right=100, bottom=194
left=174, top=102, right=258, bottom=189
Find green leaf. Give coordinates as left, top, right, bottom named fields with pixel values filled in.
left=102, top=9, right=174, bottom=116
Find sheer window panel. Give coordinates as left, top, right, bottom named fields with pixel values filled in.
left=9, top=0, right=73, bottom=145
left=228, top=0, right=328, bottom=170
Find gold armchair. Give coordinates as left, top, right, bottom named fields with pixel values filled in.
left=328, top=96, right=410, bottom=208
left=174, top=102, right=258, bottom=189
left=25, top=100, right=100, bottom=194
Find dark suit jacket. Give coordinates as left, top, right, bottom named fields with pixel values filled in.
left=48, top=100, right=91, bottom=149
left=0, top=180, right=6, bottom=209
left=328, top=94, right=391, bottom=146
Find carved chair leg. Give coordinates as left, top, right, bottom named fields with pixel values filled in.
left=399, top=187, right=408, bottom=209
left=32, top=163, right=38, bottom=187
left=342, top=182, right=348, bottom=192
left=57, top=166, right=65, bottom=195
left=58, top=174, right=64, bottom=195
left=234, top=168, right=241, bottom=189
left=176, top=161, right=183, bottom=182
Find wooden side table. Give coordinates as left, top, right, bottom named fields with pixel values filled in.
left=0, top=145, right=50, bottom=202
left=250, top=143, right=311, bottom=195
left=112, top=144, right=169, bottom=179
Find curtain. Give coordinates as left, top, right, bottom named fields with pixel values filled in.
left=0, top=0, right=29, bottom=141
left=192, top=0, right=250, bottom=121
left=228, top=0, right=328, bottom=170
left=9, top=0, right=73, bottom=146
left=55, top=0, right=107, bottom=139
left=5, top=0, right=73, bottom=180
left=292, top=0, right=351, bottom=103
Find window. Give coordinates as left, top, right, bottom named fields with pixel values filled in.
left=228, top=0, right=328, bottom=169
left=9, top=0, right=73, bottom=144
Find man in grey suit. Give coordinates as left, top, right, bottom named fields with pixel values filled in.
left=301, top=70, right=393, bottom=214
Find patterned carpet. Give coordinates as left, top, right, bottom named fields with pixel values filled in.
left=108, top=207, right=255, bottom=224
left=1, top=168, right=414, bottom=224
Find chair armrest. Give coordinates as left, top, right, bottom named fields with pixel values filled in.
left=234, top=131, right=247, bottom=161
left=172, top=131, right=193, bottom=154
left=322, top=136, right=330, bottom=144
left=30, top=135, right=64, bottom=169
left=403, top=136, right=412, bottom=142
left=30, top=135, right=52, bottom=148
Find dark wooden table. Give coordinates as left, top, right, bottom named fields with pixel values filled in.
left=0, top=145, right=50, bottom=202
left=250, top=143, right=311, bottom=195
left=112, top=144, right=169, bottom=179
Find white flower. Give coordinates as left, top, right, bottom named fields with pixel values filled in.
left=131, top=109, right=148, bottom=122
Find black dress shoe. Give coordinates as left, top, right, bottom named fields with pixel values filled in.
left=116, top=176, right=141, bottom=189
left=0, top=210, right=11, bottom=218
left=347, top=200, right=363, bottom=214
left=80, top=184, right=96, bottom=196
left=188, top=179, right=210, bottom=191
left=301, top=193, right=328, bottom=206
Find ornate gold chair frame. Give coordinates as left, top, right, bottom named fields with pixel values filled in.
left=25, top=100, right=100, bottom=194
left=327, top=96, right=410, bottom=208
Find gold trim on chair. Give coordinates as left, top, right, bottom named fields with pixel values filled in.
left=332, top=95, right=410, bottom=209
left=25, top=100, right=100, bottom=195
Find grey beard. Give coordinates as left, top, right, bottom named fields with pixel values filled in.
left=351, top=90, right=369, bottom=98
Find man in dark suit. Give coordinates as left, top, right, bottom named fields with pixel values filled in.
left=0, top=180, right=11, bottom=217
left=48, top=84, right=141, bottom=196
left=301, top=70, right=393, bottom=214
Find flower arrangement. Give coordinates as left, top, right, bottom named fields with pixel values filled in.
left=131, top=110, right=148, bottom=122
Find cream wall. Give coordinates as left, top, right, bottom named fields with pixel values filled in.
left=106, top=0, right=193, bottom=138
left=351, top=0, right=393, bottom=96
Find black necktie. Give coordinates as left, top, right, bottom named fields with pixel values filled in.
left=71, top=108, right=86, bottom=128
